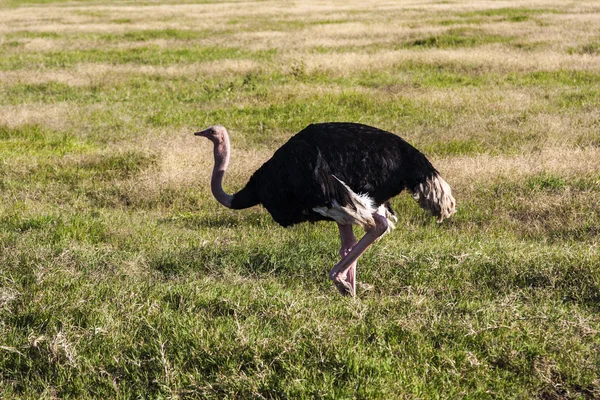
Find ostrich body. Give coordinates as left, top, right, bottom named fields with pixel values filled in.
left=195, top=122, right=455, bottom=296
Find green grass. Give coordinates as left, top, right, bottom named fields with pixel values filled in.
left=435, top=7, right=558, bottom=26
left=569, top=42, right=600, bottom=55
left=1, top=0, right=600, bottom=398
left=457, top=7, right=559, bottom=20
left=405, top=29, right=514, bottom=49
left=0, top=46, right=277, bottom=70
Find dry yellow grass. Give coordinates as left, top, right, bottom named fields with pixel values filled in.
left=0, top=60, right=261, bottom=87
left=440, top=147, right=600, bottom=185
left=0, top=103, right=71, bottom=129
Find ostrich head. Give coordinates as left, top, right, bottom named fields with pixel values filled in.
left=194, top=124, right=228, bottom=143
left=194, top=124, right=233, bottom=208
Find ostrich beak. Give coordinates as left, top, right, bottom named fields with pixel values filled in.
left=194, top=130, right=208, bottom=137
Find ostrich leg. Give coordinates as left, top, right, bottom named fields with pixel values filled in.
left=334, top=224, right=358, bottom=296
left=329, top=213, right=388, bottom=296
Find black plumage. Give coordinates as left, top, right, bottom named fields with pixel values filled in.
left=230, top=122, right=439, bottom=227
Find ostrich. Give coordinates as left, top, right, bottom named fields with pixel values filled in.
left=195, top=122, right=455, bottom=296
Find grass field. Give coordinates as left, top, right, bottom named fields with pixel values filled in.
left=1, top=0, right=600, bottom=398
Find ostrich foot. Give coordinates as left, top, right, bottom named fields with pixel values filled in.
left=332, top=278, right=354, bottom=296
left=330, top=262, right=356, bottom=297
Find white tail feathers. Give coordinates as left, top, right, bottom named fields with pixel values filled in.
left=313, top=174, right=455, bottom=230
left=412, top=173, right=456, bottom=223
left=313, top=176, right=395, bottom=232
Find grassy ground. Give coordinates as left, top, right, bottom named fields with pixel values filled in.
left=1, top=0, right=600, bottom=398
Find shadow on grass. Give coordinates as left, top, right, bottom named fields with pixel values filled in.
left=471, top=259, right=600, bottom=310
left=147, top=238, right=328, bottom=282
left=158, top=211, right=272, bottom=229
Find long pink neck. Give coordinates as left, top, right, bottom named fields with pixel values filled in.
left=210, top=133, right=234, bottom=208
